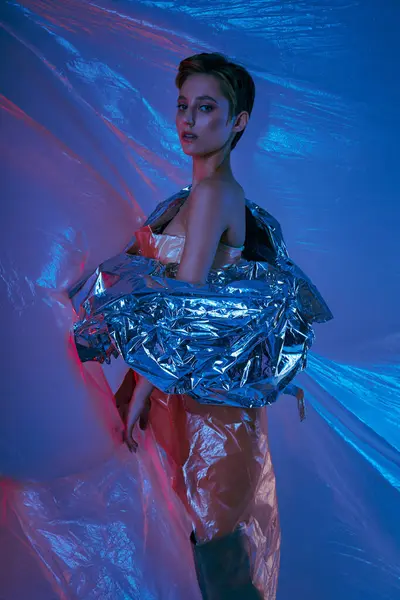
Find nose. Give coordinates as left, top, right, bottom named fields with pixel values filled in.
left=184, top=110, right=195, bottom=126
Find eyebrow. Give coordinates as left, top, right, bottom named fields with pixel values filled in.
left=178, top=94, right=219, bottom=104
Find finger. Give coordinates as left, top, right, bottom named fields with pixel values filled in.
left=125, top=389, right=152, bottom=452
left=123, top=428, right=138, bottom=453
left=126, top=435, right=138, bottom=453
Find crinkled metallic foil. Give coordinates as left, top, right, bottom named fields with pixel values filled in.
left=73, top=187, right=332, bottom=408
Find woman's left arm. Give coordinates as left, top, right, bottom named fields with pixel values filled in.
left=126, top=181, right=229, bottom=449
left=176, top=180, right=229, bottom=284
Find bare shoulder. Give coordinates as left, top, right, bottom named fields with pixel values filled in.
left=190, top=177, right=244, bottom=210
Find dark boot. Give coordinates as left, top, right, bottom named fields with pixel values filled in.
left=191, top=529, right=262, bottom=600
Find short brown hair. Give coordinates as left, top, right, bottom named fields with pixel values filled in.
left=176, top=52, right=255, bottom=149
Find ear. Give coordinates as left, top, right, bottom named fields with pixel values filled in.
left=232, top=111, right=249, bottom=133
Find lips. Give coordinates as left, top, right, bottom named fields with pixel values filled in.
left=181, top=131, right=198, bottom=142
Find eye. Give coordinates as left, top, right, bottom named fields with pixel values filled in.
left=177, top=103, right=187, bottom=111
left=199, top=104, right=213, bottom=113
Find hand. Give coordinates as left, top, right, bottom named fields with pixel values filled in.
left=125, top=376, right=153, bottom=452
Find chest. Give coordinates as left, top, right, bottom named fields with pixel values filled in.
left=162, top=200, right=190, bottom=237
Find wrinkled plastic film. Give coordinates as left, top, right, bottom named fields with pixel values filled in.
left=123, top=229, right=283, bottom=597
left=69, top=191, right=309, bottom=596
left=2, top=443, right=202, bottom=600
left=1, top=1, right=400, bottom=599
left=73, top=189, right=332, bottom=408
left=148, top=388, right=281, bottom=596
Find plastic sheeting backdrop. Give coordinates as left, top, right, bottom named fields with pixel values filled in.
left=1, top=1, right=399, bottom=599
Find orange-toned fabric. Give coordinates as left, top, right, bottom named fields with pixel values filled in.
left=136, top=227, right=281, bottom=598
left=135, top=225, right=243, bottom=269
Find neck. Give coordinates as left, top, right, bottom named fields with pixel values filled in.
left=191, top=147, right=233, bottom=188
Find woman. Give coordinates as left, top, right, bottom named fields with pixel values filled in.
left=123, top=53, right=281, bottom=599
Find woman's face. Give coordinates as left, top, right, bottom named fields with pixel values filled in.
left=176, top=74, right=235, bottom=156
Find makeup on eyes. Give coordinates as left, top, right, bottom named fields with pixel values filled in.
left=178, top=94, right=219, bottom=103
